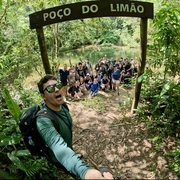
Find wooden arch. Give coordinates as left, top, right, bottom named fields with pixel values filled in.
left=29, top=0, right=154, bottom=112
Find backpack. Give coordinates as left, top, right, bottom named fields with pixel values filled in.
left=19, top=103, right=69, bottom=157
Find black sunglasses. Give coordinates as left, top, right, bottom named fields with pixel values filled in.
left=43, top=82, right=63, bottom=93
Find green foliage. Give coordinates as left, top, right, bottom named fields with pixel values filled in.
left=137, top=5, right=180, bottom=177
left=0, top=89, right=21, bottom=148
left=167, top=148, right=180, bottom=176
left=152, top=6, right=180, bottom=77
left=136, top=69, right=180, bottom=176
left=152, top=136, right=162, bottom=151
left=100, top=30, right=120, bottom=45
left=0, top=1, right=48, bottom=84
left=0, top=169, right=18, bottom=180
left=17, top=88, right=42, bottom=108
left=0, top=88, right=56, bottom=179
left=7, top=150, right=54, bottom=178
left=3, top=88, right=21, bottom=122
left=138, top=74, right=180, bottom=137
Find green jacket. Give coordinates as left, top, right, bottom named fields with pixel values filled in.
left=36, top=105, right=92, bottom=179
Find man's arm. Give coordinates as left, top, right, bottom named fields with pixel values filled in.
left=67, top=75, right=70, bottom=83
left=67, top=70, right=70, bottom=83
left=79, top=57, right=83, bottom=63
left=36, top=116, right=93, bottom=179
left=69, top=59, right=72, bottom=67
left=56, top=62, right=60, bottom=72
left=90, top=63, right=93, bottom=72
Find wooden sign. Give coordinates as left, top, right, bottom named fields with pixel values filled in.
left=29, top=0, right=154, bottom=29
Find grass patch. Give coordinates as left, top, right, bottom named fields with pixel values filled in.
left=81, top=94, right=107, bottom=113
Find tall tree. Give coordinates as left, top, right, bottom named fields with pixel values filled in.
left=152, top=5, right=180, bottom=78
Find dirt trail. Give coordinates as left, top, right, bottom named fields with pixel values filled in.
left=66, top=86, right=178, bottom=179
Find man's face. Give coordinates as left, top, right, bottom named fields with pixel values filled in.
left=42, top=80, right=64, bottom=108
left=64, top=64, right=67, bottom=70
left=103, top=75, right=107, bottom=79
left=94, top=79, right=98, bottom=84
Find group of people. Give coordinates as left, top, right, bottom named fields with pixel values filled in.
left=55, top=56, right=138, bottom=99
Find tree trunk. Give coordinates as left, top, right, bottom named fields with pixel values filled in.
left=131, top=18, right=148, bottom=114
left=54, top=23, right=59, bottom=60
left=36, top=27, right=52, bottom=74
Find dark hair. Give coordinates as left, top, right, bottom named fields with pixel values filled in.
left=37, top=74, right=57, bottom=93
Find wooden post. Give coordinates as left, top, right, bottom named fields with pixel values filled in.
left=131, top=18, right=148, bottom=114
left=36, top=27, right=52, bottom=74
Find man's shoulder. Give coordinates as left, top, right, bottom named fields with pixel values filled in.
left=65, top=70, right=69, bottom=74
left=59, top=69, right=64, bottom=73
left=36, top=107, right=52, bottom=120
left=36, top=110, right=53, bottom=125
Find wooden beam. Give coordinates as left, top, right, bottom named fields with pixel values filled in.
left=131, top=18, right=148, bottom=114
left=36, top=27, right=52, bottom=74
left=29, top=1, right=154, bottom=29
